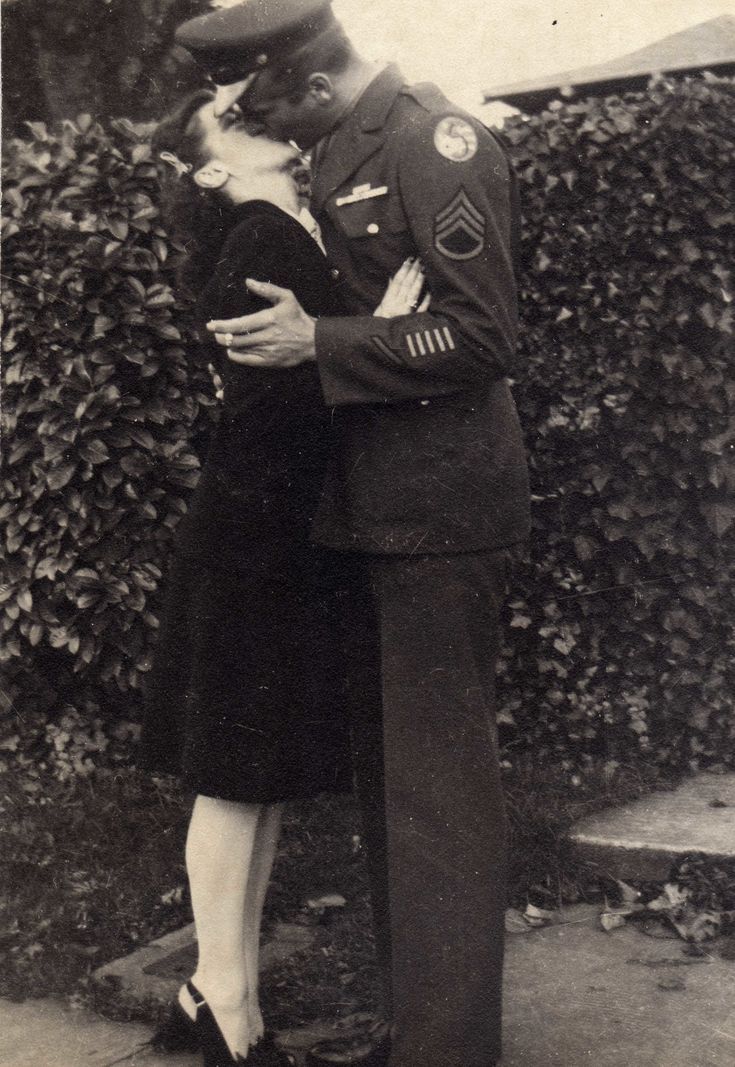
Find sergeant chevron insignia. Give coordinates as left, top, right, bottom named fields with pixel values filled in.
left=434, top=188, right=486, bottom=261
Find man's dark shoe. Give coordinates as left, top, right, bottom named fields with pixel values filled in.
left=305, top=1027, right=390, bottom=1066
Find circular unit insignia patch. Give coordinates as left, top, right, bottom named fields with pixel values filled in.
left=433, top=116, right=478, bottom=163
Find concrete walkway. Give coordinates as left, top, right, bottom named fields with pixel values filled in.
left=3, top=905, right=735, bottom=1067
left=4, top=772, right=735, bottom=1066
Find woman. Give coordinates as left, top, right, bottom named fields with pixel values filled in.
left=142, top=88, right=426, bottom=1067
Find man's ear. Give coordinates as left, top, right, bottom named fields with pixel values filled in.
left=193, top=161, right=229, bottom=190
left=307, top=72, right=334, bottom=105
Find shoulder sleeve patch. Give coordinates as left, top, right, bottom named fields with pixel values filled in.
left=434, top=188, right=486, bottom=261
left=433, top=117, right=478, bottom=162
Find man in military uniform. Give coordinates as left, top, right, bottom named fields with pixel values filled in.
left=175, top=3, right=530, bottom=1065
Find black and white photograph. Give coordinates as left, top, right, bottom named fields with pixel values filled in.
left=1, top=1, right=734, bottom=1065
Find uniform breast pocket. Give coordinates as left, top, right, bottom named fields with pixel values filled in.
left=328, top=192, right=410, bottom=246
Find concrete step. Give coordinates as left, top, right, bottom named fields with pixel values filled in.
left=571, top=772, right=735, bottom=881
left=94, top=920, right=316, bottom=1006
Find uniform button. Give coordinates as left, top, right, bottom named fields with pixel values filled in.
left=420, top=399, right=430, bottom=406
left=330, top=268, right=340, bottom=279
left=366, top=223, right=380, bottom=234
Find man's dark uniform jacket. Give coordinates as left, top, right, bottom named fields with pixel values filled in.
left=310, top=64, right=530, bottom=555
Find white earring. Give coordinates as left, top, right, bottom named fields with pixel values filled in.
left=193, top=162, right=229, bottom=190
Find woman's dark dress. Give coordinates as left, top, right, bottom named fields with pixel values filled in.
left=142, top=201, right=352, bottom=802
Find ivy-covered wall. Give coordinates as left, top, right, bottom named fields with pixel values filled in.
left=498, top=73, right=735, bottom=773
left=1, top=74, right=734, bottom=778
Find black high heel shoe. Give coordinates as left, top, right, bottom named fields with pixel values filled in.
left=149, top=995, right=200, bottom=1053
left=184, top=983, right=297, bottom=1067
left=185, top=980, right=248, bottom=1067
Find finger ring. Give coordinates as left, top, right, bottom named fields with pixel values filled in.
left=224, top=332, right=234, bottom=345
left=410, top=301, right=418, bottom=309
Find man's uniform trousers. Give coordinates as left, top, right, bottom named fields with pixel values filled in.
left=339, top=549, right=512, bottom=1067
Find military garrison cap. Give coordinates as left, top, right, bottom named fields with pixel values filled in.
left=177, top=0, right=335, bottom=114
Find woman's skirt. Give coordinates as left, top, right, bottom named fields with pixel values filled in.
left=141, top=540, right=354, bottom=803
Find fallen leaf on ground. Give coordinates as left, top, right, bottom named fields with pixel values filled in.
left=641, top=919, right=680, bottom=939
left=505, top=909, right=531, bottom=934
left=615, top=879, right=641, bottom=904
left=647, top=883, right=690, bottom=911
left=670, top=910, right=721, bottom=943
left=523, top=903, right=556, bottom=928
left=600, top=911, right=627, bottom=932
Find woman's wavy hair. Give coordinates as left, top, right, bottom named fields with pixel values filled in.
left=152, top=88, right=239, bottom=294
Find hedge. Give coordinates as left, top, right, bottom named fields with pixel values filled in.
left=1, top=115, right=214, bottom=775
left=1, top=74, right=734, bottom=778
left=498, top=72, right=735, bottom=773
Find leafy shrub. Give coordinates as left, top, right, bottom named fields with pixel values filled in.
left=1, top=115, right=215, bottom=772
left=499, top=73, right=735, bottom=773
left=1, top=74, right=734, bottom=778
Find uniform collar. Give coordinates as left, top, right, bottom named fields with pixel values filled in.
left=354, top=64, right=405, bottom=132
left=310, top=64, right=406, bottom=213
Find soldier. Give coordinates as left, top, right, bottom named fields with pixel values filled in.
left=175, top=2, right=531, bottom=1065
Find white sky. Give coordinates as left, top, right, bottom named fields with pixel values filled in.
left=332, top=0, right=734, bottom=116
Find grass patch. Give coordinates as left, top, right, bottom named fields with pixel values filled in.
left=0, top=756, right=677, bottom=1022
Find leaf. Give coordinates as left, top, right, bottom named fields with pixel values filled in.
left=700, top=501, right=735, bottom=537
left=600, top=911, right=627, bottom=932
left=93, top=315, right=115, bottom=338
left=47, top=465, right=76, bottom=491
left=126, top=426, right=155, bottom=449
left=80, top=439, right=110, bottom=464
left=17, top=589, right=33, bottom=612
left=152, top=237, right=168, bottom=263
left=523, top=903, right=556, bottom=928
left=157, top=323, right=182, bottom=341
left=502, top=908, right=530, bottom=934
left=615, top=880, right=641, bottom=905
left=108, top=218, right=129, bottom=242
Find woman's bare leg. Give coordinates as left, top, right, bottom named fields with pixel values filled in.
left=182, top=794, right=262, bottom=1058
left=243, top=803, right=285, bottom=1043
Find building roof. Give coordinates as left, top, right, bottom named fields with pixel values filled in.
left=484, top=15, right=735, bottom=112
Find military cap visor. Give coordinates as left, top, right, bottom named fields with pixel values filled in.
left=176, top=0, right=335, bottom=86
left=213, top=75, right=257, bottom=118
